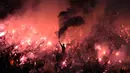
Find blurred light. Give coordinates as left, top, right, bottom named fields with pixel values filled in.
left=47, top=41, right=52, bottom=46
left=95, top=45, right=101, bottom=50
left=115, top=52, right=119, bottom=56
left=43, top=37, right=47, bottom=41
left=103, top=51, right=106, bottom=55
left=40, top=44, right=43, bottom=47
left=0, top=32, right=6, bottom=37
left=10, top=60, right=14, bottom=65
left=108, top=60, right=111, bottom=64
left=20, top=56, right=27, bottom=65
left=12, top=30, right=16, bottom=34
left=40, top=37, right=43, bottom=40
left=28, top=52, right=35, bottom=59
left=0, top=25, right=5, bottom=30
left=27, top=38, right=31, bottom=45
left=14, top=45, right=19, bottom=49
left=21, top=42, right=24, bottom=45
left=98, top=58, right=102, bottom=62
left=119, top=60, right=122, bottom=63
left=62, top=60, right=67, bottom=67
left=33, top=30, right=37, bottom=34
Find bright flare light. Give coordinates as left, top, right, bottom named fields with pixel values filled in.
left=103, top=51, right=106, bottom=55
left=47, top=41, right=52, bottom=46
left=20, top=56, right=27, bottom=65
left=27, top=52, right=35, bottom=59
left=26, top=38, right=31, bottom=45
left=0, top=32, right=6, bottom=37
left=14, top=45, right=19, bottom=49
left=62, top=60, right=67, bottom=67
left=95, top=45, right=101, bottom=50
left=12, top=30, right=16, bottom=34
left=0, top=24, right=6, bottom=37
left=115, top=52, right=119, bottom=56
left=108, top=60, right=111, bottom=64
left=119, top=60, right=122, bottom=63
left=98, top=58, right=102, bottom=62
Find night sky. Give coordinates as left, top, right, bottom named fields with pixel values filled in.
left=0, top=0, right=24, bottom=19
left=0, top=0, right=130, bottom=19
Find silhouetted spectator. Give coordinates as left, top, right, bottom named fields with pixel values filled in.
left=59, top=41, right=66, bottom=53
left=120, top=68, right=125, bottom=73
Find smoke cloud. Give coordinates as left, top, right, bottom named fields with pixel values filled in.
left=0, top=0, right=130, bottom=56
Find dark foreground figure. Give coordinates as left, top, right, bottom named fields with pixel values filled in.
left=0, top=43, right=129, bottom=73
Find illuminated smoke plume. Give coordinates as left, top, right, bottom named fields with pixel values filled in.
left=58, top=0, right=97, bottom=41
left=58, top=15, right=85, bottom=38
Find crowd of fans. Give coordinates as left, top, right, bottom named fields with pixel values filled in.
left=0, top=37, right=129, bottom=73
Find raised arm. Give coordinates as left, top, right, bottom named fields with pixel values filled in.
left=59, top=41, right=62, bottom=46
